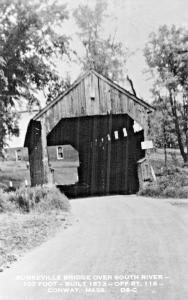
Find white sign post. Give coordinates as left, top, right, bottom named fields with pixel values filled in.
left=141, top=140, right=154, bottom=150
left=141, top=140, right=156, bottom=182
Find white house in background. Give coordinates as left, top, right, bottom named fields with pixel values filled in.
left=5, top=111, right=142, bottom=162
left=5, top=111, right=78, bottom=162
left=5, top=111, right=38, bottom=161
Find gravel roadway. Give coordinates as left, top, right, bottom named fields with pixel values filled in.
left=0, top=195, right=188, bottom=300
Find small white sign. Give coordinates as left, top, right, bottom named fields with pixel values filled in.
left=123, top=128, right=127, bottom=137
left=141, top=140, right=154, bottom=150
left=114, top=131, right=119, bottom=140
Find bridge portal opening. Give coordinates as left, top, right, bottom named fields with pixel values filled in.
left=46, top=114, right=145, bottom=197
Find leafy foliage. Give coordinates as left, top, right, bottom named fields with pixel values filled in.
left=144, top=25, right=188, bottom=162
left=139, top=150, right=188, bottom=198
left=46, top=76, right=71, bottom=104
left=0, top=185, right=70, bottom=213
left=150, top=95, right=177, bottom=149
left=139, top=169, right=188, bottom=198
left=0, top=0, right=70, bottom=153
left=73, top=0, right=126, bottom=82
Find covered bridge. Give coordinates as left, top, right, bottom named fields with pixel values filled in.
left=24, top=70, right=153, bottom=197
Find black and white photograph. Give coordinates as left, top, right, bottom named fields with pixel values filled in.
left=0, top=0, right=188, bottom=299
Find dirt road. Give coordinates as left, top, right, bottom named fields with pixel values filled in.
left=0, top=195, right=188, bottom=300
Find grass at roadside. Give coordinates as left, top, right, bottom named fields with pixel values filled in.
left=0, top=160, right=79, bottom=190
left=0, top=211, right=72, bottom=271
left=0, top=160, right=75, bottom=271
left=0, top=185, right=70, bottom=213
left=0, top=161, right=30, bottom=189
left=139, top=148, right=188, bottom=199
left=0, top=185, right=72, bottom=271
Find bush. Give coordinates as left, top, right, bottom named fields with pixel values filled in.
left=138, top=184, right=162, bottom=197
left=0, top=190, right=17, bottom=213
left=141, top=151, right=188, bottom=199
left=0, top=182, right=8, bottom=190
left=139, top=184, right=188, bottom=199
left=35, top=186, right=70, bottom=212
left=176, top=186, right=188, bottom=199
left=162, top=186, right=177, bottom=198
left=0, top=186, right=70, bottom=213
left=162, top=186, right=188, bottom=199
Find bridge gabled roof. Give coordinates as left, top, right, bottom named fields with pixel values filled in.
left=25, top=69, right=153, bottom=147
left=33, top=69, right=153, bottom=121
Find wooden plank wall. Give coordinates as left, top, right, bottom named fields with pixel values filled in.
left=45, top=114, right=145, bottom=195
left=28, top=120, right=51, bottom=186
left=28, top=122, right=44, bottom=186
left=37, top=73, right=149, bottom=136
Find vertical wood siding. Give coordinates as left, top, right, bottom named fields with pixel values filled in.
left=36, top=72, right=149, bottom=136
left=25, top=71, right=151, bottom=192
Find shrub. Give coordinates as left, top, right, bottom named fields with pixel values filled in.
left=0, top=186, right=70, bottom=213
left=0, top=190, right=17, bottom=213
left=0, top=182, right=8, bottom=190
left=141, top=151, right=188, bottom=199
left=162, top=186, right=177, bottom=198
left=35, top=186, right=70, bottom=212
left=176, top=186, right=188, bottom=199
left=138, top=184, right=162, bottom=197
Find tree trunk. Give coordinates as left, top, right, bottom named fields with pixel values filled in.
left=127, top=75, right=137, bottom=97
left=164, top=144, right=167, bottom=167
left=183, top=104, right=188, bottom=164
left=169, top=91, right=187, bottom=162
left=185, top=134, right=188, bottom=164
left=163, top=123, right=168, bottom=168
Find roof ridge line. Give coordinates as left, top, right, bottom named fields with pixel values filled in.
left=33, top=69, right=92, bottom=120
left=91, top=69, right=153, bottom=111
left=33, top=69, right=153, bottom=120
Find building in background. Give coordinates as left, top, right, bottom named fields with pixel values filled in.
left=5, top=111, right=78, bottom=162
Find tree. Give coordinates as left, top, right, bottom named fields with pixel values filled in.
left=0, top=0, right=69, bottom=154
left=46, top=75, right=71, bottom=104
left=73, top=0, right=126, bottom=82
left=149, top=90, right=178, bottom=166
left=144, top=25, right=188, bottom=163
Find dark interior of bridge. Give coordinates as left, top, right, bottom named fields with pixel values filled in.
left=47, top=114, right=145, bottom=197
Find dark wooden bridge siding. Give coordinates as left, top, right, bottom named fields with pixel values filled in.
left=25, top=70, right=152, bottom=195
left=47, top=114, right=145, bottom=196
left=27, top=121, right=44, bottom=186
left=35, top=71, right=150, bottom=135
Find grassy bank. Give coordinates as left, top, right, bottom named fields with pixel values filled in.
left=0, top=160, right=79, bottom=190
left=0, top=211, right=72, bottom=270
left=0, top=161, right=30, bottom=189
left=0, top=185, right=71, bottom=270
left=139, top=148, right=188, bottom=199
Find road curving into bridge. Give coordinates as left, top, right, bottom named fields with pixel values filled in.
left=0, top=195, right=188, bottom=300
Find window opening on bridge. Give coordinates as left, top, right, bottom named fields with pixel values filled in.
left=133, top=121, right=143, bottom=133
left=123, top=128, right=127, bottom=137
left=114, top=131, right=119, bottom=140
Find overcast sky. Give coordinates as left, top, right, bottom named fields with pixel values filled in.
left=60, top=0, right=188, bottom=102
left=8, top=0, right=188, bottom=147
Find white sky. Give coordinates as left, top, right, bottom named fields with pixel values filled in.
left=59, top=0, right=188, bottom=101
left=8, top=0, right=188, bottom=147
